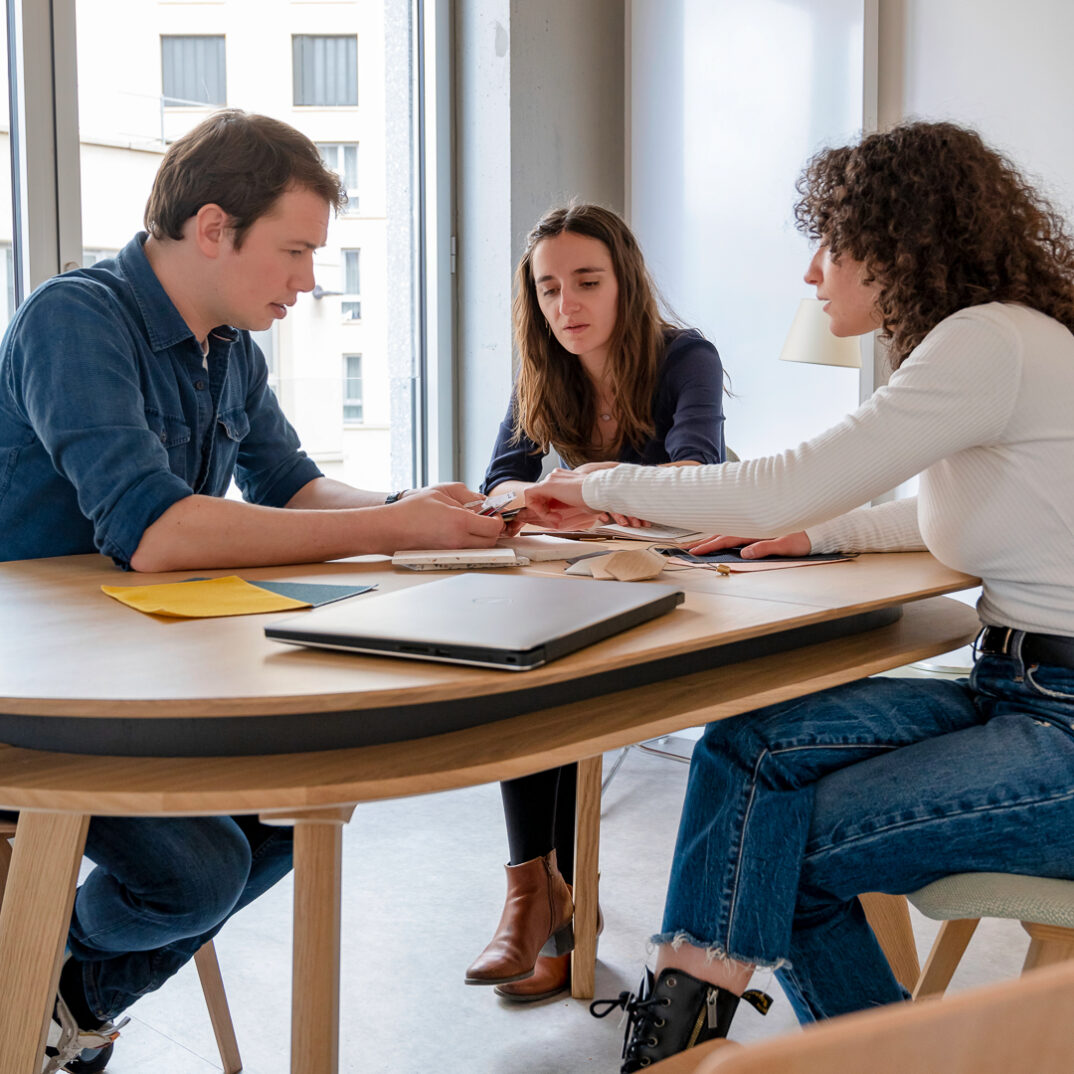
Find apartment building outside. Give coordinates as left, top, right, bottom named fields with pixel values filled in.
left=2, top=0, right=414, bottom=490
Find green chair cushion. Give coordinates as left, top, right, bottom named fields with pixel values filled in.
left=908, top=872, right=1074, bottom=927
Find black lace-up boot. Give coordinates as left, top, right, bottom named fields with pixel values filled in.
left=590, top=967, right=771, bottom=1071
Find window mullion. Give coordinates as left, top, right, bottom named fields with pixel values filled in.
left=7, top=0, right=82, bottom=298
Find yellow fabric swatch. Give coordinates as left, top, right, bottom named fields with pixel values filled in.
left=101, top=575, right=311, bottom=618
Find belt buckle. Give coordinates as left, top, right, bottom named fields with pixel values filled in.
left=981, top=625, right=1014, bottom=656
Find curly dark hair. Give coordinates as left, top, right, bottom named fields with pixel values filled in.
left=793, top=121, right=1074, bottom=366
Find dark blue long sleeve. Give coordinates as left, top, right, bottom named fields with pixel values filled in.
left=481, top=328, right=724, bottom=494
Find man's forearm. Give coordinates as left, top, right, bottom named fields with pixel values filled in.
left=285, top=476, right=397, bottom=510
left=129, top=493, right=401, bottom=572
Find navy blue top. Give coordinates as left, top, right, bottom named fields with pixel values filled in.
left=481, top=328, right=725, bottom=493
left=0, top=233, right=322, bottom=567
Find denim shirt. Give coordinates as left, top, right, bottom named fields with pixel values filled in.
left=0, top=233, right=321, bottom=567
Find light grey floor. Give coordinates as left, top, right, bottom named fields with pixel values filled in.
left=96, top=709, right=1030, bottom=1074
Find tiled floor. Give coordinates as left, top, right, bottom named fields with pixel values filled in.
left=97, top=720, right=1030, bottom=1073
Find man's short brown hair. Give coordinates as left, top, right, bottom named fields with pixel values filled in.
left=144, top=110, right=347, bottom=247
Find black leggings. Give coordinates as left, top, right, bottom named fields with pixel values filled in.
left=499, top=763, right=577, bottom=884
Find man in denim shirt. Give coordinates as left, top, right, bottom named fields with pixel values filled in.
left=0, top=111, right=505, bottom=1073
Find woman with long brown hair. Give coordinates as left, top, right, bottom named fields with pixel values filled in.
left=527, top=122, right=1074, bottom=1069
left=465, top=203, right=725, bottom=1002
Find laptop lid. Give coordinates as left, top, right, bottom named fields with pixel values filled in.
left=264, top=573, right=685, bottom=671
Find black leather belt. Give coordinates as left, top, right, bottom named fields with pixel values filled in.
left=978, top=626, right=1074, bottom=668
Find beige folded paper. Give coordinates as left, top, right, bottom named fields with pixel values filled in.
left=566, top=547, right=666, bottom=582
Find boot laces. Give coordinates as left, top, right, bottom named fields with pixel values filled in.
left=589, top=988, right=669, bottom=1064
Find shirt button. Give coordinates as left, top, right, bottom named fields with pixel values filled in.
left=194, top=379, right=206, bottom=391
left=160, top=431, right=168, bottom=442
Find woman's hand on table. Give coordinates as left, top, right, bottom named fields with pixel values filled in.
left=688, top=531, right=812, bottom=559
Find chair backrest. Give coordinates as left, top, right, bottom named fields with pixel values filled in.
left=693, top=960, right=1074, bottom=1074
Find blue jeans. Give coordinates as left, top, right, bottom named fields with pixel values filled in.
left=67, top=815, right=293, bottom=1021
left=659, top=639, right=1074, bottom=1023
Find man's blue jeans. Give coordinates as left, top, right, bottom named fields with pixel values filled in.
left=67, top=814, right=293, bottom=1021
left=658, top=640, right=1074, bottom=1023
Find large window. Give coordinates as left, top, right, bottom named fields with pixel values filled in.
left=293, top=35, right=358, bottom=107
left=161, top=35, right=227, bottom=107
left=68, top=0, right=424, bottom=491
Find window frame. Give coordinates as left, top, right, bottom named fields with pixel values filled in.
left=342, top=352, right=363, bottom=424
left=160, top=33, right=228, bottom=109
left=316, top=141, right=359, bottom=214
left=340, top=247, right=361, bottom=322
left=292, top=33, right=358, bottom=108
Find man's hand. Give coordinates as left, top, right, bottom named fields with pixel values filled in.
left=420, top=481, right=484, bottom=508
left=687, top=532, right=812, bottom=559
left=386, top=485, right=505, bottom=550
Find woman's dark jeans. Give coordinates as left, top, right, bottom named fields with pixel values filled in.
left=659, top=641, right=1074, bottom=1022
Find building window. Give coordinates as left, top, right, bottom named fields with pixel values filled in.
left=317, top=143, right=359, bottom=213
left=342, top=249, right=361, bottom=320
left=293, top=35, right=358, bottom=107
left=343, top=354, right=363, bottom=423
left=161, top=35, right=227, bottom=107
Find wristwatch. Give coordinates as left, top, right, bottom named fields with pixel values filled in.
left=384, top=490, right=408, bottom=504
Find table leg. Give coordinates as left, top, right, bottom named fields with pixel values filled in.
left=571, top=755, right=602, bottom=999
left=262, top=806, right=355, bottom=1074
left=0, top=811, right=89, bottom=1074
left=860, top=891, right=921, bottom=992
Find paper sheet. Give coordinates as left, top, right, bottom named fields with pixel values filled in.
left=102, top=576, right=312, bottom=618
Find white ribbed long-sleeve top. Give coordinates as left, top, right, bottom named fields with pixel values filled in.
left=582, top=303, right=1074, bottom=635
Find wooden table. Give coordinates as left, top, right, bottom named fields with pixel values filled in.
left=0, top=551, right=979, bottom=1074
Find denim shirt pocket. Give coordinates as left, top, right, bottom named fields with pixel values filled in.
left=208, top=406, right=250, bottom=493
left=144, top=407, right=191, bottom=447
left=144, top=406, right=192, bottom=480
left=218, top=407, right=250, bottom=443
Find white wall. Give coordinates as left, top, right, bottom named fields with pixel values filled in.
left=880, top=0, right=1074, bottom=220
left=455, top=0, right=625, bottom=487
left=629, top=0, right=867, bottom=463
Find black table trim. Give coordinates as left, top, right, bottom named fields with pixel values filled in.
left=0, top=607, right=902, bottom=757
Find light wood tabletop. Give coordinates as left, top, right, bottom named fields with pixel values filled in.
left=0, top=551, right=980, bottom=1074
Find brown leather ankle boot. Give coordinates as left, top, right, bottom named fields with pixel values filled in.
left=494, top=886, right=603, bottom=1002
left=494, top=952, right=571, bottom=1002
left=465, top=850, right=574, bottom=985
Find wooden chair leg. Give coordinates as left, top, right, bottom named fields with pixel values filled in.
left=194, top=941, right=243, bottom=1074
left=572, top=754, right=603, bottom=1000
left=913, top=918, right=980, bottom=999
left=0, top=811, right=89, bottom=1074
left=860, top=892, right=921, bottom=993
left=1, top=819, right=244, bottom=1073
left=1022, top=922, right=1074, bottom=973
left=0, top=825, right=14, bottom=905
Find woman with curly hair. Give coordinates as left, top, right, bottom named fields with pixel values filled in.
left=525, top=121, right=1074, bottom=1069
left=465, top=203, right=725, bottom=1003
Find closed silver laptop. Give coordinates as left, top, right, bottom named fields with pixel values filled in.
left=265, top=572, right=685, bottom=671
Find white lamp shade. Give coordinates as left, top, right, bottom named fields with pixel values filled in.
left=779, top=298, right=863, bottom=368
